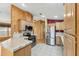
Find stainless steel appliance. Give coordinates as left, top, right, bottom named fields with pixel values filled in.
left=46, top=26, right=56, bottom=45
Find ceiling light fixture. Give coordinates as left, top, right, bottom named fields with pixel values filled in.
left=21, top=3, right=26, bottom=7
left=41, top=15, right=45, bottom=17
left=39, top=13, right=45, bottom=18
left=53, top=16, right=58, bottom=18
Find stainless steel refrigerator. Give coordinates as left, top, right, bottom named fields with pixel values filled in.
left=46, top=26, right=56, bottom=45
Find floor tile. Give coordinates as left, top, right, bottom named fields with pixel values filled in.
left=32, top=44, right=63, bottom=56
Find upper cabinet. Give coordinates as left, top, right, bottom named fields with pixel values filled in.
left=64, top=3, right=76, bottom=56
left=11, top=5, right=33, bottom=34
left=64, top=3, right=79, bottom=56
left=11, top=5, right=25, bottom=33
left=24, top=12, right=33, bottom=22
left=64, top=4, right=76, bottom=35
left=56, top=22, right=64, bottom=30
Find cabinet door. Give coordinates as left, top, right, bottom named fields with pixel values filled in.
left=25, top=45, right=31, bottom=56
left=25, top=13, right=32, bottom=22
left=33, top=21, right=40, bottom=40
left=64, top=4, right=71, bottom=32
left=27, top=45, right=31, bottom=56
left=56, top=22, right=64, bottom=30
left=64, top=33, right=76, bottom=56
left=33, top=21, right=45, bottom=44
left=11, top=5, right=25, bottom=33
left=1, top=47, right=13, bottom=56
left=64, top=4, right=76, bottom=35
left=40, top=22, right=45, bottom=43
left=64, top=34, right=67, bottom=56
left=14, top=48, right=25, bottom=56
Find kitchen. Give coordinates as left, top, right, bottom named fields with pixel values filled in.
left=0, top=3, right=79, bottom=56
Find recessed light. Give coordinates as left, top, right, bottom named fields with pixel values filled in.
left=39, top=13, right=45, bottom=18
left=53, top=16, right=58, bottom=18
left=40, top=13, right=42, bottom=15
left=41, top=15, right=45, bottom=18
left=21, top=3, right=26, bottom=7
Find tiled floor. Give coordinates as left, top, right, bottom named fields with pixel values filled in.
left=32, top=44, right=63, bottom=56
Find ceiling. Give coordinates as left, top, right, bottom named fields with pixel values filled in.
left=0, top=3, right=64, bottom=23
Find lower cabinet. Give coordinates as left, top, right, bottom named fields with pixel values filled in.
left=64, top=33, right=76, bottom=56
left=25, top=44, right=31, bottom=56
left=14, top=47, right=25, bottom=56
left=1, top=44, right=32, bottom=56
left=56, top=36, right=62, bottom=46
left=14, top=44, right=31, bottom=56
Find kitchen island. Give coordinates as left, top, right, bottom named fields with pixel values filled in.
left=0, top=38, right=32, bottom=56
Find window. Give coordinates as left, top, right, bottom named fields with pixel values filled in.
left=0, top=27, right=11, bottom=36
left=0, top=22, right=11, bottom=36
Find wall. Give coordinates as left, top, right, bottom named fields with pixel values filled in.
left=47, top=19, right=64, bottom=32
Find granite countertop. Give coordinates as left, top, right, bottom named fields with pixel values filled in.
left=1, top=38, right=32, bottom=52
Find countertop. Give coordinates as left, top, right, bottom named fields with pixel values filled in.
left=1, top=38, right=32, bottom=52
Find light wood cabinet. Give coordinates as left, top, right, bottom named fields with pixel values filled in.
left=25, top=44, right=31, bottom=56
left=14, top=44, right=31, bottom=56
left=56, top=22, right=64, bottom=30
left=24, top=12, right=32, bottom=22
left=77, top=4, right=79, bottom=55
left=11, top=5, right=25, bottom=33
left=64, top=4, right=76, bottom=35
left=56, top=36, right=62, bottom=46
left=14, top=47, right=25, bottom=56
left=11, top=5, right=33, bottom=35
left=64, top=3, right=76, bottom=56
left=33, top=20, right=45, bottom=44
left=64, top=3, right=79, bottom=56
left=1, top=46, right=13, bottom=56
left=64, top=33, right=75, bottom=56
